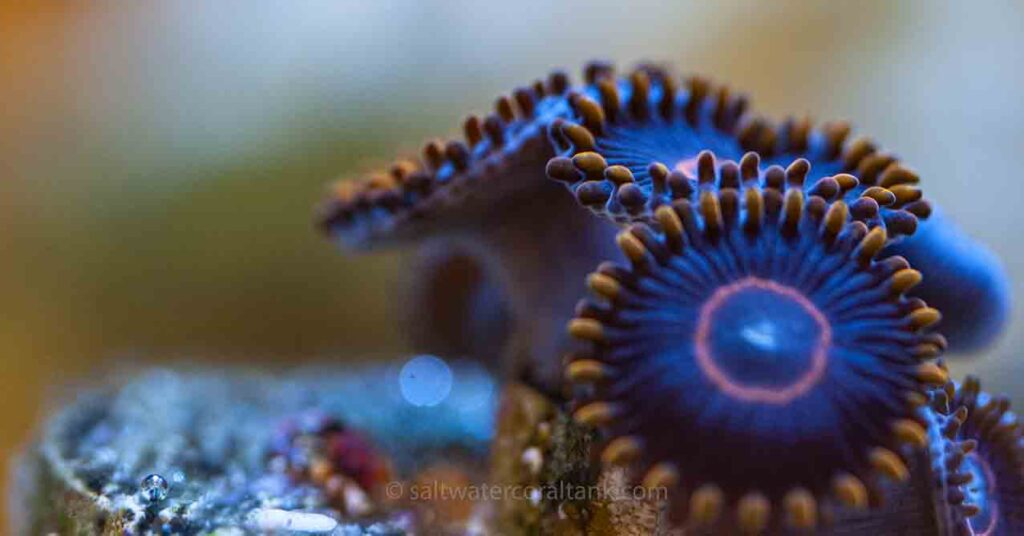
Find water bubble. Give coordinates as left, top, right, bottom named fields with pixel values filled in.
left=398, top=355, right=453, bottom=407
left=140, top=473, right=169, bottom=503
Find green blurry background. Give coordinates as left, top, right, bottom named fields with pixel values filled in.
left=2, top=1, right=1022, bottom=526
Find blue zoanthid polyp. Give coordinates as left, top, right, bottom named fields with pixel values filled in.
left=951, top=376, right=1024, bottom=536
left=317, top=65, right=622, bottom=390
left=565, top=159, right=951, bottom=532
left=827, top=376, right=980, bottom=535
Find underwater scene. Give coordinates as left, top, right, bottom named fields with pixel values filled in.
left=2, top=2, right=1023, bottom=535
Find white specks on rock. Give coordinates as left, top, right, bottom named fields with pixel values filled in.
left=521, top=446, right=543, bottom=476
left=249, top=508, right=339, bottom=534
left=342, top=481, right=373, bottom=517
left=529, top=487, right=542, bottom=506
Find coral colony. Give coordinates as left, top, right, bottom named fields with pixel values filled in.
left=317, top=61, right=1018, bottom=534
left=21, top=61, right=1018, bottom=535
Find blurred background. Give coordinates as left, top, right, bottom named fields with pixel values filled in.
left=2, top=1, right=1022, bottom=526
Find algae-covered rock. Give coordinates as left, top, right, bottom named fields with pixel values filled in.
left=487, top=382, right=674, bottom=535
left=12, top=366, right=684, bottom=535
left=12, top=364, right=496, bottom=535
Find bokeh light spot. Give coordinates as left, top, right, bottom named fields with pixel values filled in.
left=399, top=355, right=453, bottom=407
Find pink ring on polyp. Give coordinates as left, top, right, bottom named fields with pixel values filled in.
left=694, top=277, right=831, bottom=405
left=674, top=156, right=737, bottom=177
left=966, top=452, right=1000, bottom=536
left=674, top=156, right=700, bottom=176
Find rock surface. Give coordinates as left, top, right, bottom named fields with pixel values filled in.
left=11, top=364, right=496, bottom=535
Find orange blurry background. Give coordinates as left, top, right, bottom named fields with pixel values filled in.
left=2, top=1, right=1022, bottom=527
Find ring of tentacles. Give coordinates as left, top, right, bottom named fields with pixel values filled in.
left=952, top=376, right=1024, bottom=535
left=544, top=64, right=928, bottom=235
left=566, top=154, right=947, bottom=532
